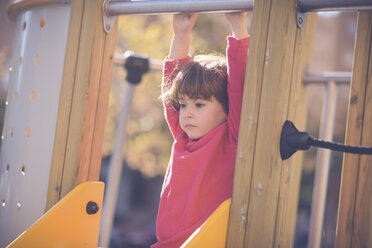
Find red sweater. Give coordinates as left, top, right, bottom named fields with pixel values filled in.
left=153, top=36, right=249, bottom=247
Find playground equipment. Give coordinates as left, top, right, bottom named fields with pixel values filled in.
left=0, top=3, right=72, bottom=246
left=7, top=182, right=104, bottom=247
left=1, top=0, right=372, bottom=247
left=1, top=0, right=117, bottom=246
left=99, top=52, right=162, bottom=246
left=280, top=122, right=372, bottom=160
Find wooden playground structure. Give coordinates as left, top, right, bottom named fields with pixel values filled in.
left=0, top=0, right=372, bottom=247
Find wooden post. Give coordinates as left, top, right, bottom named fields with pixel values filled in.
left=335, top=11, right=372, bottom=248
left=275, top=14, right=316, bottom=248
left=226, top=0, right=316, bottom=246
left=45, top=0, right=117, bottom=210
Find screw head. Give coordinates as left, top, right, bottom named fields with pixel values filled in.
left=298, top=17, right=303, bottom=24
left=105, top=24, right=111, bottom=31
left=86, top=201, right=99, bottom=215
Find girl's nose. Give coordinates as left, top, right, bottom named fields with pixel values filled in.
left=184, top=107, right=193, bottom=118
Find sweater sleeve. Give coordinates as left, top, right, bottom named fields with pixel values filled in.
left=226, top=36, right=250, bottom=142
left=162, top=56, right=192, bottom=139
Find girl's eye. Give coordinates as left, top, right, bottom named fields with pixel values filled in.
left=179, top=103, right=186, bottom=108
left=195, top=103, right=205, bottom=108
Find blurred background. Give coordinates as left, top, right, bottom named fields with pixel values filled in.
left=0, top=1, right=356, bottom=247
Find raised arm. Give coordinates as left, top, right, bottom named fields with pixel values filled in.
left=163, top=13, right=197, bottom=92
left=168, top=13, right=197, bottom=59
left=162, top=13, right=197, bottom=139
left=225, top=12, right=249, bottom=40
left=224, top=12, right=249, bottom=141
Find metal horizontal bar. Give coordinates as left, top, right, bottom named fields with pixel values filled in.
left=105, top=0, right=253, bottom=17
left=297, top=0, right=372, bottom=12
left=303, top=71, right=351, bottom=85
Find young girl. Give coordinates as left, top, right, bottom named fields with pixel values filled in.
left=152, top=12, right=249, bottom=247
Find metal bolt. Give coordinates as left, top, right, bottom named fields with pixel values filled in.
left=298, top=17, right=303, bottom=25
left=21, top=164, right=26, bottom=175
left=86, top=201, right=99, bottom=215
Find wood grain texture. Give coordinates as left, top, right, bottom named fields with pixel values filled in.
left=87, top=19, right=118, bottom=181
left=226, top=0, right=272, bottom=246
left=227, top=1, right=316, bottom=247
left=61, top=0, right=100, bottom=197
left=274, top=13, right=317, bottom=248
left=336, top=11, right=372, bottom=248
left=72, top=0, right=106, bottom=185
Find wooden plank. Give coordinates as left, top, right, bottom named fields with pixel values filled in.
left=45, top=0, right=85, bottom=211
left=46, top=0, right=117, bottom=209
left=274, top=13, right=317, bottom=247
left=87, top=20, right=118, bottom=181
left=227, top=0, right=316, bottom=247
left=73, top=0, right=106, bottom=185
left=244, top=0, right=297, bottom=246
left=59, top=0, right=99, bottom=197
left=226, top=0, right=272, bottom=246
left=335, top=11, right=372, bottom=248
left=349, top=11, right=372, bottom=247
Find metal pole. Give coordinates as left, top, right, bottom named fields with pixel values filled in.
left=114, top=54, right=163, bottom=72
left=303, top=71, right=351, bottom=85
left=99, top=83, right=136, bottom=247
left=297, top=0, right=372, bottom=12
left=308, top=80, right=337, bottom=248
left=104, top=0, right=254, bottom=16
left=104, top=0, right=372, bottom=17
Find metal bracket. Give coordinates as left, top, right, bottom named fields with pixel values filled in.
left=280, top=120, right=372, bottom=160
left=103, top=0, right=116, bottom=34
left=296, top=2, right=306, bottom=28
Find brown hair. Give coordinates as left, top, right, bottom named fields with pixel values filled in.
left=163, top=54, right=228, bottom=113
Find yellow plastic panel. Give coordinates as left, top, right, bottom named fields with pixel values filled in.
left=182, top=198, right=231, bottom=248
left=7, top=181, right=104, bottom=248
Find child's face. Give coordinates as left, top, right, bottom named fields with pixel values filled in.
left=178, top=95, right=227, bottom=140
